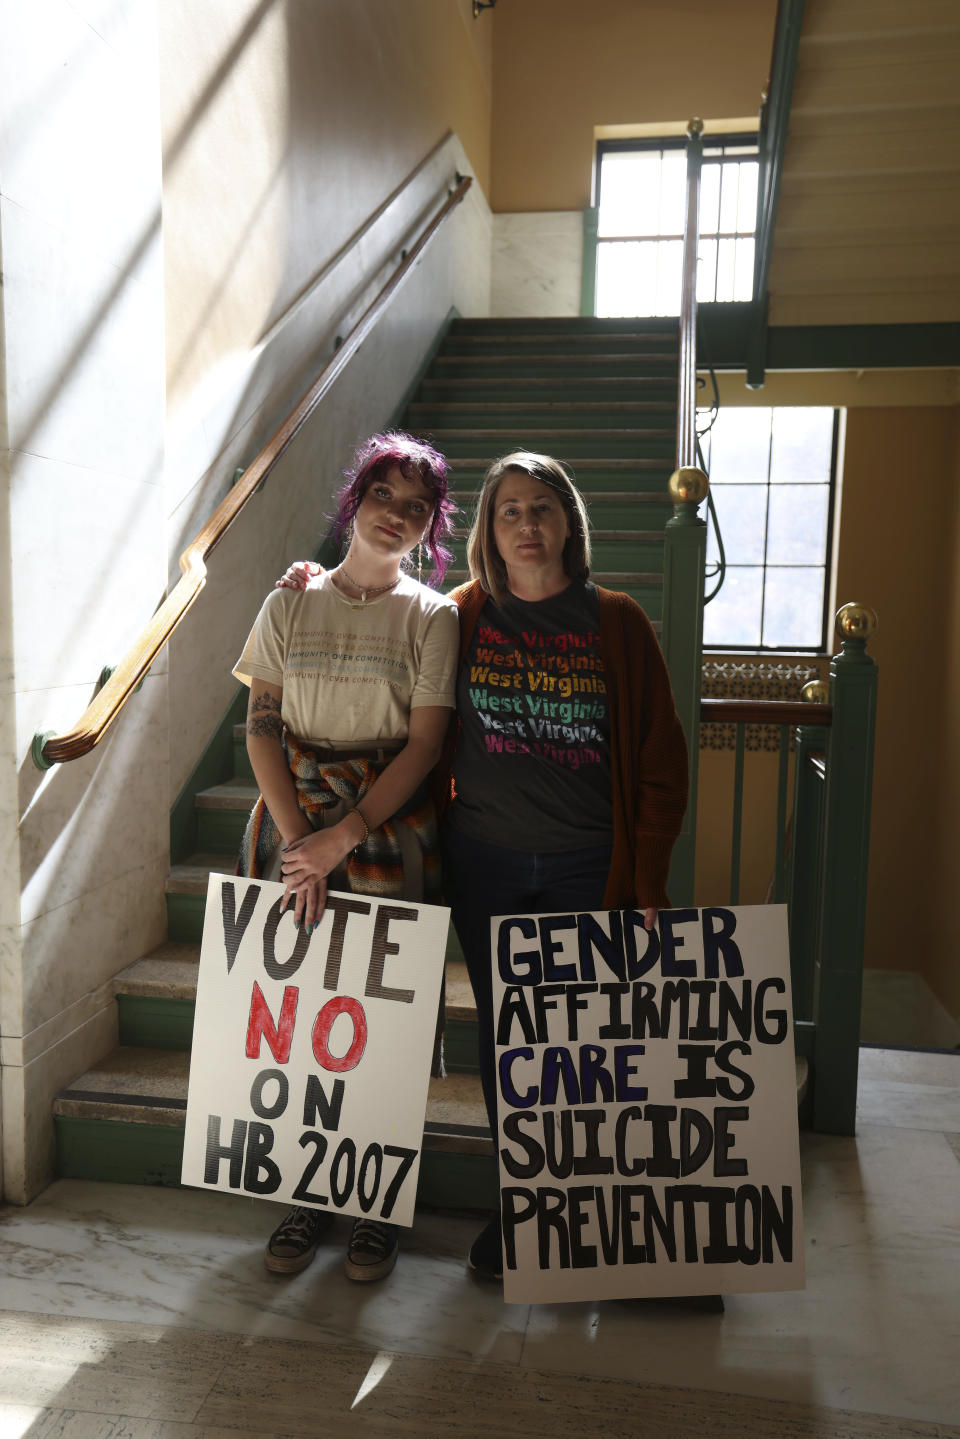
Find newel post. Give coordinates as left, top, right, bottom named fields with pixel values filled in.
left=662, top=467, right=708, bottom=904
left=813, top=603, right=879, bottom=1135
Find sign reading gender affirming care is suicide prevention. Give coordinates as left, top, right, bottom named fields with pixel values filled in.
left=182, top=875, right=448, bottom=1227
left=492, top=903, right=804, bottom=1303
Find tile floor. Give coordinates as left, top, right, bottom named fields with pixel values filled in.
left=0, top=1047, right=958, bottom=1438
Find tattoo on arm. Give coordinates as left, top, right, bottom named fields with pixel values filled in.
left=247, top=710, right=283, bottom=740
left=247, top=688, right=283, bottom=741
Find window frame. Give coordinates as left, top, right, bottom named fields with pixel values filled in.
left=701, top=407, right=841, bottom=656
left=593, top=133, right=760, bottom=312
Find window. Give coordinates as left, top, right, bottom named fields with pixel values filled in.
left=595, top=137, right=759, bottom=318
left=700, top=407, right=839, bottom=652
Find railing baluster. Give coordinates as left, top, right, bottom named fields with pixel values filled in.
left=730, top=722, right=746, bottom=905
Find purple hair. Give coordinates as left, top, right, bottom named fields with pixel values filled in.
left=332, top=431, right=456, bottom=586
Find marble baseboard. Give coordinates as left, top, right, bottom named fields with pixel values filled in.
left=1, top=1001, right=118, bottom=1204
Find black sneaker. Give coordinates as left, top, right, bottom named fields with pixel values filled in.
left=468, top=1214, right=503, bottom=1281
left=264, top=1206, right=332, bottom=1274
left=344, top=1218, right=399, bottom=1283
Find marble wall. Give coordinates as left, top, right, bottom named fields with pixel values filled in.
left=0, top=0, right=169, bottom=1201
left=491, top=212, right=583, bottom=317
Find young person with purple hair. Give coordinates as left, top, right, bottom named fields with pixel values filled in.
left=233, top=431, right=458, bottom=1284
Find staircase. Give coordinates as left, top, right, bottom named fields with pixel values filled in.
left=52, top=315, right=681, bottom=1206
left=412, top=315, right=679, bottom=618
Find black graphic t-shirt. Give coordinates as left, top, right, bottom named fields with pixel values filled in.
left=451, top=581, right=612, bottom=851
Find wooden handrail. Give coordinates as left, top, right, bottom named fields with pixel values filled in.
left=34, top=174, right=473, bottom=768
left=701, top=698, right=832, bottom=727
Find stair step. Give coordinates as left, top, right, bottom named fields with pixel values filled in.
left=195, top=778, right=259, bottom=810
left=433, top=356, right=679, bottom=379
left=54, top=1047, right=495, bottom=1168
left=194, top=779, right=257, bottom=851
left=408, top=401, right=677, bottom=415
left=113, top=945, right=478, bottom=1022
left=449, top=316, right=679, bottom=333
left=426, top=430, right=676, bottom=463
left=442, top=337, right=679, bottom=356
left=166, top=856, right=234, bottom=896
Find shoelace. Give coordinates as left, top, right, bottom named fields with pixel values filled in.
left=275, top=1207, right=319, bottom=1241
left=349, top=1219, right=394, bottom=1257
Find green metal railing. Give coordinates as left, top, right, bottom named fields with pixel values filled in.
left=701, top=603, right=879, bottom=1136
left=663, top=117, right=709, bottom=905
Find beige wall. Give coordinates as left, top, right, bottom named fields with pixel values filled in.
left=489, top=0, right=776, bottom=213
left=694, top=386, right=960, bottom=1021
left=932, top=420, right=960, bottom=1020
left=836, top=406, right=960, bottom=1013
left=162, top=0, right=493, bottom=419
left=159, top=2, right=495, bottom=799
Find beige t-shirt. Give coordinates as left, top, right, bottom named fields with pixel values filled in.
left=233, top=571, right=458, bottom=747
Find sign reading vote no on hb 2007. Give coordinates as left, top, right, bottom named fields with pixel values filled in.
left=493, top=903, right=805, bottom=1304
left=181, top=875, right=448, bottom=1228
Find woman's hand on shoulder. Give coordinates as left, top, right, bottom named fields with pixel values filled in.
left=275, top=561, right=321, bottom=591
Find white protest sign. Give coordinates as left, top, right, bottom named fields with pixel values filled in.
left=492, top=903, right=805, bottom=1303
left=182, top=874, right=449, bottom=1227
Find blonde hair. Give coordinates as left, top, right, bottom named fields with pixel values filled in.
left=466, top=452, right=592, bottom=605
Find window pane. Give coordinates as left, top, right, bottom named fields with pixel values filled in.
left=734, top=237, right=755, bottom=302
left=716, top=238, right=736, bottom=302
left=659, top=151, right=686, bottom=235
left=700, top=163, right=721, bottom=235
left=708, top=485, right=767, bottom=565
left=719, top=163, right=741, bottom=233
left=737, top=162, right=759, bottom=232
left=767, top=486, right=830, bottom=566
left=596, top=241, right=654, bottom=316
left=708, top=407, right=771, bottom=483
left=704, top=567, right=763, bottom=648
left=762, top=568, right=825, bottom=648
left=655, top=239, right=682, bottom=316
left=598, top=152, right=659, bottom=237
left=697, top=238, right=718, bottom=302
left=770, top=408, right=835, bottom=482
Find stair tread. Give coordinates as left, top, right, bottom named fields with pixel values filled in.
left=455, top=489, right=672, bottom=504
left=115, top=942, right=201, bottom=999
left=166, top=856, right=236, bottom=895
left=449, top=458, right=671, bottom=469
left=114, top=948, right=478, bottom=1021
left=54, top=1047, right=493, bottom=1151
left=435, top=353, right=677, bottom=364
left=424, top=427, right=676, bottom=439
left=408, top=401, right=676, bottom=413
left=195, top=778, right=258, bottom=810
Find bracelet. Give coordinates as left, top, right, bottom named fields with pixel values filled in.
left=352, top=806, right=370, bottom=849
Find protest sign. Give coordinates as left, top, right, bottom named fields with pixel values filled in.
left=492, top=903, right=804, bottom=1303
left=182, top=874, right=448, bottom=1227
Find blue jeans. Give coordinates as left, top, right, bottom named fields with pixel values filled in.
left=441, top=822, right=612, bottom=1137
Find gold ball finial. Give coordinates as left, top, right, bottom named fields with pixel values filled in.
left=801, top=679, right=829, bottom=705
left=668, top=467, right=709, bottom=506
left=836, top=603, right=878, bottom=642
left=687, top=116, right=704, bottom=137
